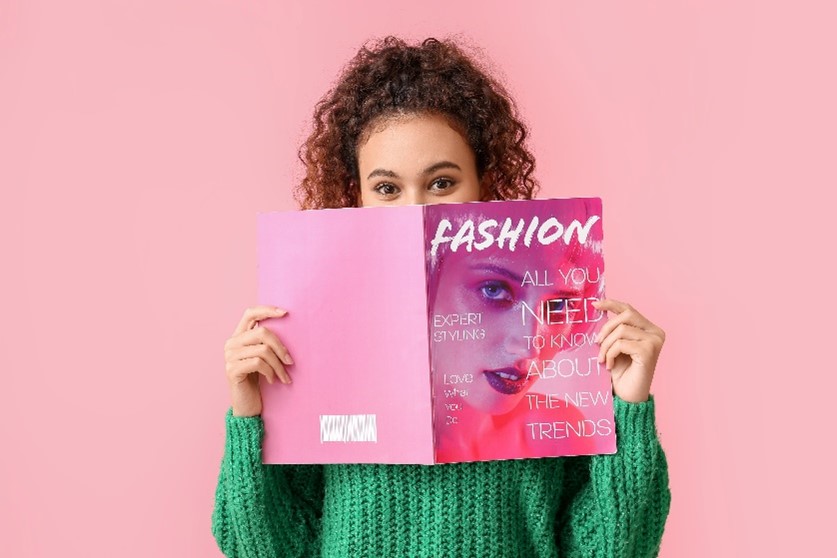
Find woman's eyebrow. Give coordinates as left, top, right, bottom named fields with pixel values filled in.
left=422, top=161, right=461, bottom=175
left=470, top=264, right=524, bottom=284
left=549, top=289, right=583, bottom=299
left=367, top=168, right=399, bottom=180
left=367, top=161, right=462, bottom=180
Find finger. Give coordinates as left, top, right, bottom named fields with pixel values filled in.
left=232, top=326, right=294, bottom=367
left=227, top=316, right=294, bottom=365
left=228, top=343, right=291, bottom=384
left=604, top=338, right=649, bottom=371
left=232, top=305, right=288, bottom=337
left=228, top=356, right=279, bottom=385
left=591, top=299, right=626, bottom=342
left=593, top=301, right=656, bottom=342
left=233, top=305, right=288, bottom=337
left=597, top=322, right=648, bottom=364
left=593, top=298, right=629, bottom=314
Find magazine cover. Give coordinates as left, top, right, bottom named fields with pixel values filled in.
left=257, top=197, right=615, bottom=464
left=425, top=198, right=615, bottom=463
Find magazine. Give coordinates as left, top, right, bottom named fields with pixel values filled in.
left=257, top=197, right=616, bottom=464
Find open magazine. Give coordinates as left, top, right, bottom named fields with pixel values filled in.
left=257, top=197, right=616, bottom=464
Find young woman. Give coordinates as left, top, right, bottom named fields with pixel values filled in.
left=213, top=36, right=670, bottom=557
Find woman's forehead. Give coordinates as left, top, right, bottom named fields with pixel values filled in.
left=358, top=114, right=474, bottom=166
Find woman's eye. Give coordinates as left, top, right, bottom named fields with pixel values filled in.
left=430, top=178, right=454, bottom=192
left=374, top=183, right=399, bottom=197
left=547, top=298, right=567, bottom=312
left=478, top=280, right=513, bottom=304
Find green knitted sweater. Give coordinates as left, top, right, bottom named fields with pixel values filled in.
left=212, top=395, right=670, bottom=557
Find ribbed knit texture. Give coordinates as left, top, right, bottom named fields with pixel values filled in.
left=212, top=395, right=671, bottom=557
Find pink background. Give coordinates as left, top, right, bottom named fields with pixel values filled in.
left=1, top=1, right=833, bottom=556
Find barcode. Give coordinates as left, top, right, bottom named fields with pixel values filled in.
left=319, top=414, right=378, bottom=443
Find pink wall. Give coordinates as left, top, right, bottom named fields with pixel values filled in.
left=2, top=1, right=833, bottom=556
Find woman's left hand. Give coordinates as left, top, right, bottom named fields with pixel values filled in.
left=591, top=299, right=665, bottom=403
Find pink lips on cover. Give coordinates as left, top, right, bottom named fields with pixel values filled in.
left=483, top=367, right=531, bottom=394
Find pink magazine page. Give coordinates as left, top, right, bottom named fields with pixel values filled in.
left=424, top=198, right=616, bottom=463
left=257, top=205, right=435, bottom=464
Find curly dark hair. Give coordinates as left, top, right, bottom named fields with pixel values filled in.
left=294, top=35, right=539, bottom=209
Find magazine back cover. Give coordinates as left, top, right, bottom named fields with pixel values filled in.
left=257, top=205, right=435, bottom=464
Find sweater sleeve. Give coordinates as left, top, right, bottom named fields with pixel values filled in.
left=556, top=395, right=671, bottom=557
left=211, top=408, right=324, bottom=558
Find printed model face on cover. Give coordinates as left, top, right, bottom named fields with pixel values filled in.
left=428, top=216, right=603, bottom=416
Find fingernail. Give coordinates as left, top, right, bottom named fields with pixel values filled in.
left=284, top=354, right=294, bottom=365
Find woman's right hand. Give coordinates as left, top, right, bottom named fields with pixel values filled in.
left=224, top=305, right=294, bottom=417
